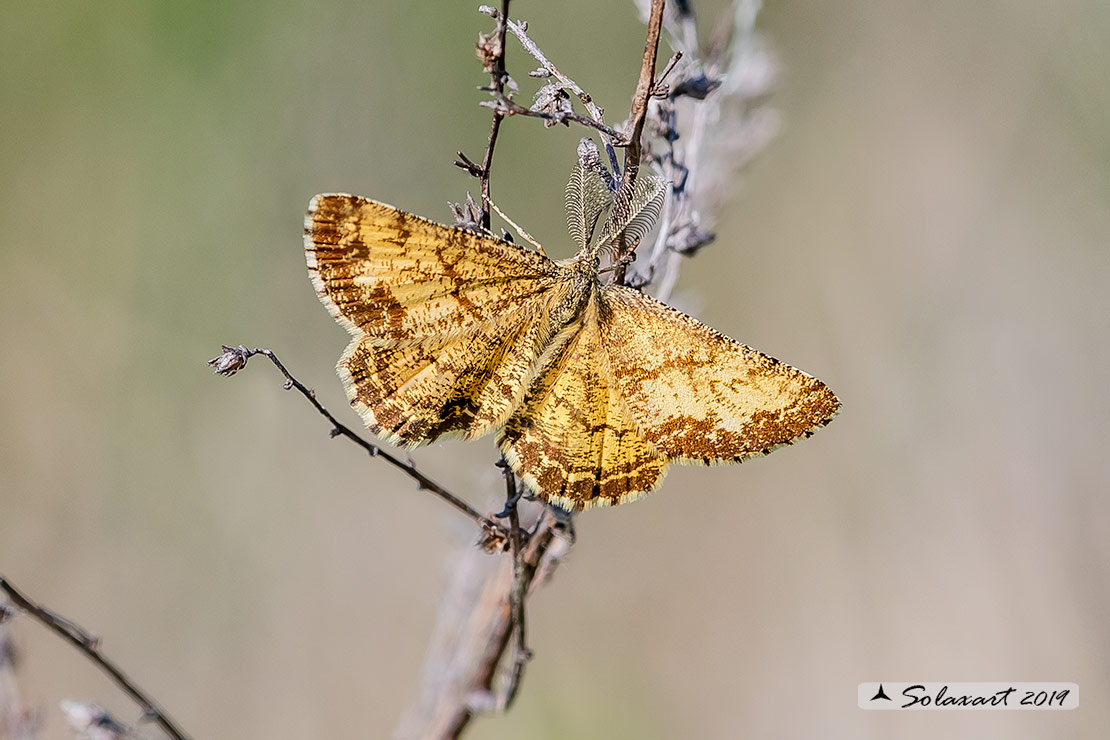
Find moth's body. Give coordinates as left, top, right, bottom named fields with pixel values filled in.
left=542, top=251, right=600, bottom=340
left=306, top=193, right=839, bottom=510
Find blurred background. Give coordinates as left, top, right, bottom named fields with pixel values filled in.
left=2, top=0, right=1108, bottom=738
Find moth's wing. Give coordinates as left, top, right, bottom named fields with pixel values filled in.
left=306, top=194, right=560, bottom=344
left=599, top=285, right=840, bottom=463
left=499, top=295, right=668, bottom=510
left=340, top=285, right=572, bottom=446
left=306, top=193, right=571, bottom=444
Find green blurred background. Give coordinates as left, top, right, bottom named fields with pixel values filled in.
left=2, top=0, right=1108, bottom=738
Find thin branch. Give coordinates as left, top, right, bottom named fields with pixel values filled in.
left=615, top=0, right=668, bottom=286
left=622, top=0, right=667, bottom=187
left=498, top=462, right=530, bottom=711
left=208, top=345, right=509, bottom=546
left=476, top=0, right=513, bottom=230
left=486, top=6, right=600, bottom=118
left=653, top=50, right=684, bottom=95
left=0, top=575, right=191, bottom=740
left=452, top=150, right=484, bottom=178
left=480, top=96, right=627, bottom=141
left=631, top=0, right=777, bottom=297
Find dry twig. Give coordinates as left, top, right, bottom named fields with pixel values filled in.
left=613, top=0, right=668, bottom=286
left=631, top=0, right=781, bottom=299
left=622, top=0, right=668, bottom=189
left=0, top=575, right=190, bottom=740
left=208, top=345, right=510, bottom=547
left=479, top=95, right=625, bottom=141
left=497, top=460, right=531, bottom=711
left=471, top=0, right=513, bottom=231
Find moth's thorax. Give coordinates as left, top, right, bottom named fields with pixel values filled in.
left=547, top=251, right=600, bottom=328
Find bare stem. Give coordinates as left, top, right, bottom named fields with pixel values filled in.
left=477, top=0, right=513, bottom=231
left=622, top=0, right=667, bottom=187
left=615, top=0, right=668, bottom=286
left=480, top=96, right=626, bottom=140
left=499, top=464, right=530, bottom=711
left=654, top=50, right=684, bottom=93
left=0, top=575, right=191, bottom=740
left=209, top=345, right=509, bottom=546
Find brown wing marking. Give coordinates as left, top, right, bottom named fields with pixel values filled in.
left=499, top=295, right=668, bottom=510
left=340, top=288, right=571, bottom=446
left=306, top=194, right=561, bottom=344
left=598, top=285, right=840, bottom=463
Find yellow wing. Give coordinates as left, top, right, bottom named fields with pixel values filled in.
left=598, top=285, right=840, bottom=463
left=306, top=194, right=573, bottom=444
left=339, top=290, right=572, bottom=445
left=499, top=294, right=668, bottom=510
left=306, top=194, right=561, bottom=345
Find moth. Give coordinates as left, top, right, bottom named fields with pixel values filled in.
left=305, top=156, right=839, bottom=510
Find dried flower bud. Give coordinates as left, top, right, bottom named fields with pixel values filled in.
left=668, top=220, right=716, bottom=255
left=477, top=524, right=509, bottom=553
left=647, top=98, right=678, bottom=142
left=672, top=72, right=721, bottom=100
left=574, top=137, right=597, bottom=168
left=476, top=31, right=502, bottom=73
left=449, top=193, right=485, bottom=233
left=576, top=138, right=618, bottom=191
left=208, top=344, right=251, bottom=376
left=532, top=84, right=573, bottom=128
